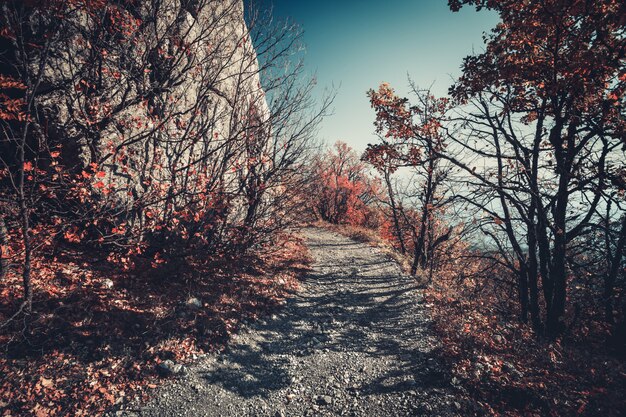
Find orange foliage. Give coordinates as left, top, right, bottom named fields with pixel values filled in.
left=306, top=141, right=382, bottom=228
left=0, top=232, right=309, bottom=416
left=426, top=251, right=626, bottom=416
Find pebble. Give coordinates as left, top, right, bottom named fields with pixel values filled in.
left=316, top=395, right=333, bottom=406
left=186, top=297, right=202, bottom=309
left=156, top=360, right=182, bottom=377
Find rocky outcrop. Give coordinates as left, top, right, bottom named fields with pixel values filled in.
left=4, top=0, right=268, bottom=207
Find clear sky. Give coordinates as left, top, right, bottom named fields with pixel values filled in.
left=251, top=0, right=498, bottom=153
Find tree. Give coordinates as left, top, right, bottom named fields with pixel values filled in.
left=0, top=0, right=328, bottom=319
left=364, top=142, right=407, bottom=254
left=364, top=82, right=452, bottom=275
left=441, top=0, right=626, bottom=335
left=307, top=141, right=380, bottom=227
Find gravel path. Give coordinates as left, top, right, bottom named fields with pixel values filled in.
left=134, top=227, right=457, bottom=416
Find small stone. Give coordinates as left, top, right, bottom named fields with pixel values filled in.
left=103, top=279, right=114, bottom=289
left=502, top=361, right=524, bottom=378
left=156, top=360, right=182, bottom=377
left=186, top=297, right=202, bottom=309
left=317, top=395, right=333, bottom=406
left=502, top=361, right=514, bottom=371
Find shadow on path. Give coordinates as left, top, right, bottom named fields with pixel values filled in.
left=139, top=227, right=455, bottom=416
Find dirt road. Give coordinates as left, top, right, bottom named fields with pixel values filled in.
left=134, top=227, right=457, bottom=416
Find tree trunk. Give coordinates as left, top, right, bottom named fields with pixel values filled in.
left=527, top=188, right=543, bottom=332
left=518, top=264, right=530, bottom=323
left=0, top=213, right=8, bottom=281
left=18, top=138, right=32, bottom=312
left=527, top=232, right=542, bottom=332
left=545, top=120, right=575, bottom=336
left=385, top=170, right=406, bottom=254
left=605, top=215, right=626, bottom=324
left=413, top=157, right=435, bottom=273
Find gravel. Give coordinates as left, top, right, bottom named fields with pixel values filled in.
left=115, top=227, right=458, bottom=416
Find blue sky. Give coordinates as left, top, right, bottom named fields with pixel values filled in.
left=251, top=1, right=498, bottom=153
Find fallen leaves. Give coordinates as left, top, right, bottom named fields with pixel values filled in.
left=39, top=377, right=54, bottom=389
left=0, top=233, right=308, bottom=416
left=426, top=277, right=626, bottom=416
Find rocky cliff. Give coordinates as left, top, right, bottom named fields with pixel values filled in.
left=2, top=0, right=269, bottom=208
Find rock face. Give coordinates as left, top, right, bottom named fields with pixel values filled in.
left=9, top=0, right=268, bottom=207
